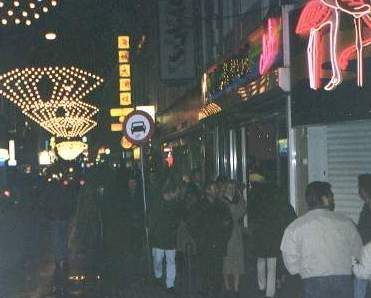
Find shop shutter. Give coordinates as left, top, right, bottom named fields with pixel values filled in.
left=327, top=120, right=371, bottom=223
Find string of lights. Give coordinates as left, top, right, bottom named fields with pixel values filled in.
left=0, top=0, right=59, bottom=26
left=0, top=66, right=103, bottom=138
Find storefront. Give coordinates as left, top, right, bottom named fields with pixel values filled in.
left=290, top=4, right=371, bottom=220
left=200, top=14, right=288, bottom=190
left=156, top=88, right=204, bottom=181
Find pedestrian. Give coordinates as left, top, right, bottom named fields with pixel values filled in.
left=150, top=176, right=181, bottom=295
left=248, top=171, right=289, bottom=298
left=281, top=181, right=362, bottom=298
left=189, top=181, right=233, bottom=298
left=177, top=183, right=200, bottom=294
left=122, top=175, right=146, bottom=279
left=355, top=174, right=371, bottom=298
left=40, top=169, right=77, bottom=295
left=42, top=173, right=76, bottom=269
left=222, top=180, right=246, bottom=297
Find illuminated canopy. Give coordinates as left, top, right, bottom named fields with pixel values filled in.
left=0, top=66, right=103, bottom=138
left=56, top=141, right=87, bottom=161
left=0, top=0, right=59, bottom=26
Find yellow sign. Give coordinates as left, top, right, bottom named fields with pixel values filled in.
left=133, top=147, right=141, bottom=160
left=120, top=78, right=131, bottom=92
left=118, top=50, right=130, bottom=63
left=111, top=123, right=123, bottom=132
left=121, top=136, right=133, bottom=149
left=118, top=36, right=130, bottom=49
left=120, top=92, right=132, bottom=106
left=110, top=107, right=134, bottom=117
left=119, top=64, right=131, bottom=77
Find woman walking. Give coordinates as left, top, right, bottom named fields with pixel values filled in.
left=222, top=180, right=247, bottom=297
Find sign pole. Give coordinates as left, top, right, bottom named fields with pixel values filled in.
left=140, top=145, right=152, bottom=278
left=122, top=110, right=155, bottom=278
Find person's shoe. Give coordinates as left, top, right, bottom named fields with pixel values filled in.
left=166, top=287, right=176, bottom=295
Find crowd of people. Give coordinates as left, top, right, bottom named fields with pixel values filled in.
left=2, top=164, right=371, bottom=298
left=146, top=170, right=371, bottom=298
left=147, top=169, right=296, bottom=298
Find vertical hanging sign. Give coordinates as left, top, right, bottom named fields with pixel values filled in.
left=118, top=35, right=132, bottom=106
left=111, top=35, right=133, bottom=132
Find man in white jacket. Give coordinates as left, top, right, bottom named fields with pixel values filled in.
left=281, top=181, right=362, bottom=298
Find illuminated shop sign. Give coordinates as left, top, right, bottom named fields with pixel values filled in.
left=111, top=35, right=133, bottom=132
left=296, top=0, right=371, bottom=91
left=202, top=17, right=282, bottom=102
left=237, top=70, right=279, bottom=101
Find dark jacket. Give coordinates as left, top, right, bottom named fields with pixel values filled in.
left=150, top=197, right=181, bottom=250
left=248, top=184, right=296, bottom=257
left=41, top=181, right=76, bottom=222
left=358, top=203, right=371, bottom=244
left=188, top=197, right=233, bottom=257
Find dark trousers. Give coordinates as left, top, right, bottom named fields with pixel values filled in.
left=303, top=275, right=353, bottom=298
left=51, top=220, right=68, bottom=264
left=199, top=251, right=223, bottom=298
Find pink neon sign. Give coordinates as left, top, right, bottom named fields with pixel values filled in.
left=296, top=0, right=371, bottom=91
left=259, top=18, right=282, bottom=75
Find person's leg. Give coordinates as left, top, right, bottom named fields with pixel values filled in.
left=303, top=277, right=329, bottom=298
left=224, top=274, right=231, bottom=291
left=209, top=253, right=223, bottom=298
left=152, top=248, right=164, bottom=280
left=233, top=273, right=240, bottom=292
left=165, top=249, right=176, bottom=288
left=355, top=278, right=368, bottom=298
left=266, top=257, right=277, bottom=297
left=331, top=275, right=353, bottom=298
left=257, top=257, right=267, bottom=292
left=51, top=221, right=68, bottom=266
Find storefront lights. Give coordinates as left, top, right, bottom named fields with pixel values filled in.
left=39, top=150, right=53, bottom=166
left=0, top=148, right=9, bottom=162
left=0, top=66, right=103, bottom=138
left=45, top=32, right=57, bottom=40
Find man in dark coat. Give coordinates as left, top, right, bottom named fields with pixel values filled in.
left=150, top=177, right=181, bottom=294
left=42, top=177, right=76, bottom=267
left=356, top=174, right=371, bottom=298
left=188, top=181, right=233, bottom=298
left=248, top=173, right=296, bottom=298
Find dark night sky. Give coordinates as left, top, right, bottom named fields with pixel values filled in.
left=0, top=0, right=141, bottom=149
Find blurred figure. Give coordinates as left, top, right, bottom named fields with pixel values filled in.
left=222, top=180, right=246, bottom=297
left=41, top=170, right=76, bottom=295
left=42, top=174, right=76, bottom=269
left=150, top=177, right=181, bottom=295
left=122, top=175, right=145, bottom=280
left=189, top=181, right=233, bottom=298
left=281, top=181, right=362, bottom=298
left=248, top=171, right=285, bottom=298
left=69, top=171, right=101, bottom=255
left=177, top=183, right=200, bottom=280
left=355, top=174, right=371, bottom=298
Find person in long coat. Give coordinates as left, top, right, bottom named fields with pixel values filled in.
left=188, top=181, right=233, bottom=298
left=248, top=173, right=296, bottom=298
left=222, top=180, right=247, bottom=297
left=150, top=177, right=181, bottom=294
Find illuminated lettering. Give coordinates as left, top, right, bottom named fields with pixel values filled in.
left=297, top=0, right=371, bottom=90
left=259, top=18, right=281, bottom=75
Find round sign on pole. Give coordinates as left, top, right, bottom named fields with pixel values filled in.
left=122, top=110, right=155, bottom=145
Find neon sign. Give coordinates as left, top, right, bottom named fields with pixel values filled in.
left=203, top=17, right=282, bottom=101
left=296, top=0, right=371, bottom=91
left=260, top=18, right=282, bottom=75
